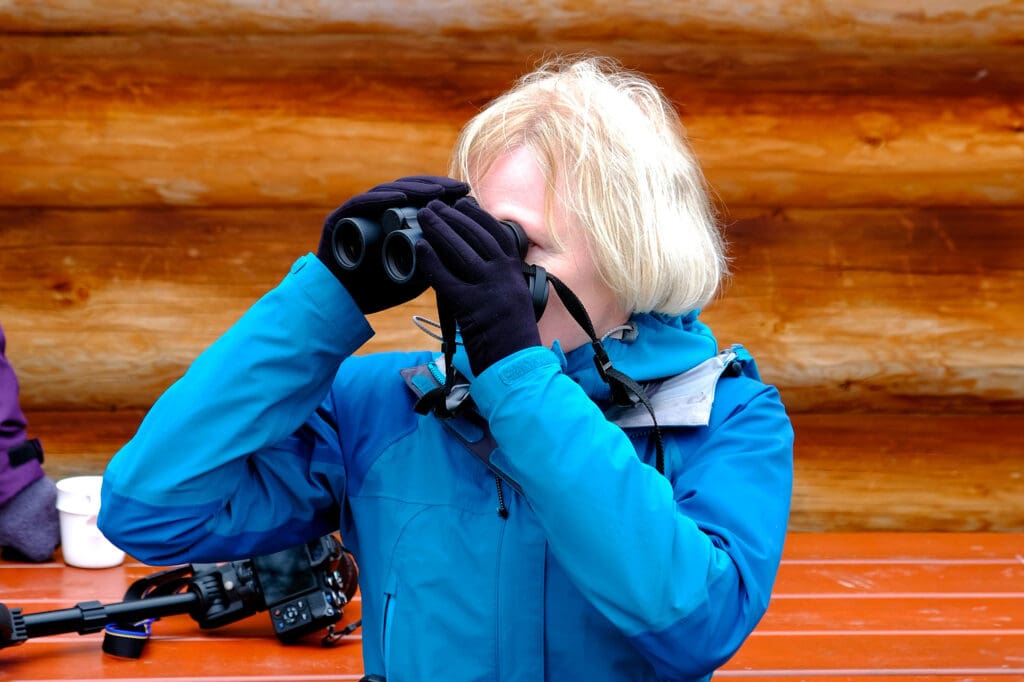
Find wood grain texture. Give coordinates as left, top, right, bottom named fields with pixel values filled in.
left=3, top=0, right=1022, bottom=45
left=1, top=36, right=1023, bottom=209
left=3, top=207, right=1021, bottom=413
left=789, top=414, right=1024, bottom=532
left=3, top=33, right=1022, bottom=105
left=24, top=410, right=1024, bottom=531
left=24, top=410, right=144, bottom=479
left=712, top=207, right=1024, bottom=413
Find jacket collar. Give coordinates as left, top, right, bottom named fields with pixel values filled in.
left=450, top=311, right=719, bottom=404
left=557, top=311, right=718, bottom=402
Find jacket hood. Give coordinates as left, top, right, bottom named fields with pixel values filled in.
left=452, top=310, right=719, bottom=403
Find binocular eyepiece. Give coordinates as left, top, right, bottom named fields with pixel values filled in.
left=329, top=206, right=548, bottom=318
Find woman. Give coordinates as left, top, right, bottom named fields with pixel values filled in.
left=101, top=56, right=793, bottom=681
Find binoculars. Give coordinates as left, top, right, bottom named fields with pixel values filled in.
left=328, top=206, right=549, bottom=318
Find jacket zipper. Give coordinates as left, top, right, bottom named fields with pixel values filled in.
left=493, top=475, right=509, bottom=518
left=381, top=591, right=394, bottom=673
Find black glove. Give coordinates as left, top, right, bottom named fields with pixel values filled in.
left=317, top=176, right=470, bottom=314
left=415, top=197, right=541, bottom=376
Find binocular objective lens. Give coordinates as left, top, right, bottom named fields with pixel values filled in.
left=333, top=217, right=371, bottom=270
left=342, top=239, right=360, bottom=265
left=384, top=235, right=417, bottom=283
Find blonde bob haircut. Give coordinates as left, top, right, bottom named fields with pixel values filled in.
left=450, top=55, right=726, bottom=317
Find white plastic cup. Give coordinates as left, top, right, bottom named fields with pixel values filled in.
left=55, top=476, right=125, bottom=569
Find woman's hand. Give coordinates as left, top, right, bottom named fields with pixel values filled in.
left=416, top=197, right=541, bottom=376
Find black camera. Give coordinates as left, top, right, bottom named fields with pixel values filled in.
left=329, top=206, right=548, bottom=318
left=246, top=534, right=356, bottom=641
left=0, top=534, right=359, bottom=655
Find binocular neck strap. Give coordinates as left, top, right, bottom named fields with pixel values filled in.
left=411, top=293, right=462, bottom=419
left=438, top=296, right=460, bottom=396
left=545, top=274, right=665, bottom=475
left=420, top=274, right=665, bottom=475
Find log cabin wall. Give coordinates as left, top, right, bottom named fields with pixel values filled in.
left=1, top=1, right=1021, bottom=532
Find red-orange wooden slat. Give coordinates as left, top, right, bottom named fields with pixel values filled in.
left=771, top=562, right=1024, bottom=596
left=759, top=595, right=1024, bottom=632
left=722, top=633, right=1024, bottom=673
left=715, top=677, right=1021, bottom=681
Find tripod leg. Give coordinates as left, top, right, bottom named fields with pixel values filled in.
left=0, top=604, right=27, bottom=648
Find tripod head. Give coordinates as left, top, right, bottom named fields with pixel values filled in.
left=0, top=534, right=358, bottom=656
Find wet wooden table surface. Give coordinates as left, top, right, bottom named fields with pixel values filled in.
left=1, top=533, right=1021, bottom=681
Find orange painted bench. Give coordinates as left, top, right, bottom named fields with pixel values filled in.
left=2, top=532, right=1021, bottom=680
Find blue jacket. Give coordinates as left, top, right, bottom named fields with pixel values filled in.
left=100, top=253, right=794, bottom=681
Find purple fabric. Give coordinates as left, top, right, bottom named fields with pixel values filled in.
left=0, top=476, right=59, bottom=562
left=0, top=323, right=44, bottom=507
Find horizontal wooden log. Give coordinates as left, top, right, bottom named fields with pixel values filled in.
left=718, top=206, right=1024, bottom=413
left=2, top=207, right=1021, bottom=413
left=23, top=410, right=1024, bottom=532
left=3, top=0, right=1022, bottom=48
left=24, top=410, right=144, bottom=481
left=2, top=32, right=1021, bottom=102
left=1, top=36, right=1023, bottom=209
left=789, top=414, right=1024, bottom=532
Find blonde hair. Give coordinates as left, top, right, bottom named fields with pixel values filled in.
left=450, top=55, right=726, bottom=316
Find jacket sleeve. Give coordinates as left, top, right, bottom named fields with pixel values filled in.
left=98, top=254, right=373, bottom=565
left=470, top=346, right=794, bottom=679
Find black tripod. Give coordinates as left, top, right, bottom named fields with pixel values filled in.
left=0, top=535, right=358, bottom=657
